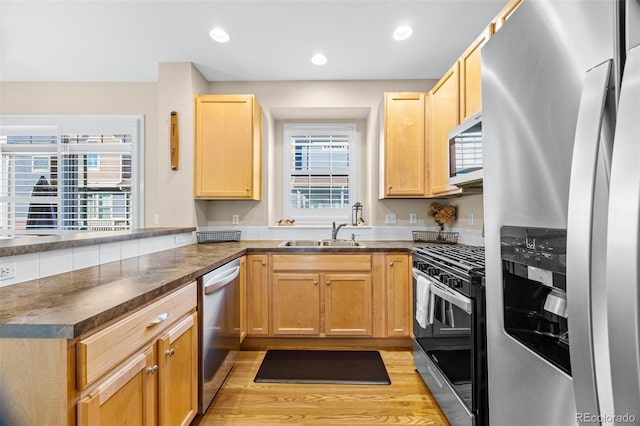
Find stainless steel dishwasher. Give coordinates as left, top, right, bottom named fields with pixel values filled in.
left=197, top=257, right=241, bottom=414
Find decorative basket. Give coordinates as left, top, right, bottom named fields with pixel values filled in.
left=412, top=230, right=459, bottom=244
left=196, top=230, right=241, bottom=244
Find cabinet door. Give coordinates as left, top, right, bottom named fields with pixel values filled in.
left=460, top=25, right=493, bottom=121
left=246, top=254, right=270, bottom=336
left=157, top=312, right=198, bottom=426
left=324, top=273, right=372, bottom=336
left=430, top=62, right=462, bottom=196
left=383, top=92, right=428, bottom=197
left=272, top=273, right=320, bottom=335
left=493, top=0, right=523, bottom=31
left=386, top=254, right=411, bottom=337
left=194, top=94, right=262, bottom=200
left=77, top=345, right=156, bottom=426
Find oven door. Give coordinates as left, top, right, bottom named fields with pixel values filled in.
left=413, top=269, right=476, bottom=426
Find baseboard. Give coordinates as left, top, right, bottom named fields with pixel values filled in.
left=241, top=336, right=412, bottom=351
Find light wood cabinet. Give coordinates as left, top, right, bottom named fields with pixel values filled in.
left=270, top=254, right=373, bottom=337
left=193, top=94, right=262, bottom=200
left=385, top=254, right=411, bottom=337
left=77, top=283, right=198, bottom=426
left=459, top=25, right=493, bottom=122
left=381, top=92, right=429, bottom=198
left=429, top=62, right=463, bottom=197
left=157, top=312, right=198, bottom=426
left=272, top=273, right=321, bottom=335
left=492, top=0, right=523, bottom=32
left=77, top=345, right=157, bottom=426
left=246, top=254, right=270, bottom=336
left=324, top=273, right=372, bottom=336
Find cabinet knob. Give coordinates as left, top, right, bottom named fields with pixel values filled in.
left=326, top=280, right=331, bottom=286
left=313, top=280, right=318, bottom=285
left=389, top=261, right=394, bottom=266
left=245, top=188, right=250, bottom=192
left=388, top=185, right=392, bottom=190
left=147, top=365, right=159, bottom=374
left=165, top=348, right=175, bottom=357
left=261, top=261, right=266, bottom=266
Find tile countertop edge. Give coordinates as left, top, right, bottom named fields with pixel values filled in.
left=0, top=241, right=423, bottom=339
left=0, top=227, right=196, bottom=257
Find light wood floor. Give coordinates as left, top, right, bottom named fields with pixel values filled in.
left=194, top=349, right=450, bottom=425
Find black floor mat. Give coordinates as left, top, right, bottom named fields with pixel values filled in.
left=254, top=349, right=391, bottom=385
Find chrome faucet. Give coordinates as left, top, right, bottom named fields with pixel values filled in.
left=331, top=221, right=347, bottom=240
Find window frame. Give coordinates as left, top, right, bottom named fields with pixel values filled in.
left=282, top=123, right=357, bottom=223
left=0, top=115, right=144, bottom=236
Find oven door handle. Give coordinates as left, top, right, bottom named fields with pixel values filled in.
left=429, top=281, right=472, bottom=314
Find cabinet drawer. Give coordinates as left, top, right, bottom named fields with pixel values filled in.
left=272, top=254, right=371, bottom=272
left=77, top=282, right=197, bottom=389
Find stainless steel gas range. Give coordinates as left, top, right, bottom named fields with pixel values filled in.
left=412, top=246, right=487, bottom=426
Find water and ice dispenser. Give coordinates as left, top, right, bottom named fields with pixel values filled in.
left=501, top=226, right=571, bottom=375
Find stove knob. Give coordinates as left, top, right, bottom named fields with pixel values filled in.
left=427, top=267, right=438, bottom=276
left=438, top=273, right=449, bottom=282
left=451, top=278, right=463, bottom=288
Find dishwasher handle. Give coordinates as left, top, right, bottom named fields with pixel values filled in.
left=203, top=265, right=241, bottom=295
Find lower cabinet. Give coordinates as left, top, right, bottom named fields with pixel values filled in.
left=77, top=345, right=157, bottom=425
left=270, top=254, right=373, bottom=337
left=77, top=283, right=198, bottom=426
left=246, top=254, right=270, bottom=336
left=385, top=253, right=411, bottom=337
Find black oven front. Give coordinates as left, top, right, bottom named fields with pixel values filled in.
left=412, top=246, right=487, bottom=426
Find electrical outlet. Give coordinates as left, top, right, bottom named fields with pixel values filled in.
left=410, top=213, right=417, bottom=224
left=385, top=213, right=397, bottom=225
left=232, top=215, right=239, bottom=225
left=0, top=262, right=16, bottom=280
left=468, top=213, right=475, bottom=225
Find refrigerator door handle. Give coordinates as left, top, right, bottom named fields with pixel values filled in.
left=607, top=44, right=640, bottom=423
left=566, top=59, right=611, bottom=423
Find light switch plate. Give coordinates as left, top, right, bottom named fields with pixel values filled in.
left=410, top=213, right=417, bottom=224
left=385, top=213, right=397, bottom=225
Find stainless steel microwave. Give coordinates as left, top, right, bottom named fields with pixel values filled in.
left=448, top=113, right=483, bottom=186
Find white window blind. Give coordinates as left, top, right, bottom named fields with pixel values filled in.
left=0, top=116, right=143, bottom=237
left=283, top=123, right=356, bottom=222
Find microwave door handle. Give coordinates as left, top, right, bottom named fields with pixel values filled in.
left=607, top=45, right=640, bottom=421
left=566, top=59, right=612, bottom=422
left=429, top=281, right=472, bottom=314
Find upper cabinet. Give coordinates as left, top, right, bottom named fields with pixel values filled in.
left=492, top=0, right=524, bottom=32
left=429, top=62, right=463, bottom=197
left=459, top=24, right=494, bottom=122
left=381, top=92, right=429, bottom=198
left=194, top=94, right=262, bottom=200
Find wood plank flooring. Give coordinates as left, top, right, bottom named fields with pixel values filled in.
left=194, top=350, right=450, bottom=425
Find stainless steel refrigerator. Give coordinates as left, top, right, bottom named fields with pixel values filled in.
left=482, top=0, right=640, bottom=425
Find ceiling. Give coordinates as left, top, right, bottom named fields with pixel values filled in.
left=1, top=0, right=506, bottom=83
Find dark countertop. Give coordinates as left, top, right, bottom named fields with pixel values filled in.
left=0, top=240, right=422, bottom=339
left=0, top=227, right=196, bottom=257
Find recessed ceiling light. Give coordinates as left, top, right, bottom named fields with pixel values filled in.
left=209, top=28, right=230, bottom=43
left=311, top=53, right=328, bottom=66
left=393, top=25, right=413, bottom=41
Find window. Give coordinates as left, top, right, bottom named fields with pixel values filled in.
left=0, top=115, right=144, bottom=237
left=283, top=123, right=357, bottom=222
left=32, top=156, right=50, bottom=172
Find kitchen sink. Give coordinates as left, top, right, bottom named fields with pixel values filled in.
left=278, top=239, right=367, bottom=248
left=278, top=240, right=322, bottom=247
